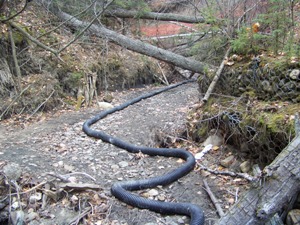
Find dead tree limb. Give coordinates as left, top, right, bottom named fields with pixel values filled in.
left=201, top=47, right=231, bottom=104
left=216, top=134, right=300, bottom=225
left=104, top=9, right=205, bottom=23
left=203, top=179, right=225, bottom=217
left=55, top=11, right=210, bottom=74
left=199, top=164, right=256, bottom=182
left=8, top=24, right=22, bottom=91
left=8, top=21, right=58, bottom=55
left=57, top=0, right=114, bottom=54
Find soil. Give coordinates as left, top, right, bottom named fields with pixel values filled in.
left=0, top=81, right=224, bottom=225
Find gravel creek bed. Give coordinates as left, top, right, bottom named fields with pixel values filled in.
left=0, top=82, right=220, bottom=225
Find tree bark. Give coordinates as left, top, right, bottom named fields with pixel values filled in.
left=104, top=9, right=205, bottom=23
left=202, top=47, right=231, bottom=103
left=56, top=11, right=210, bottom=74
left=216, top=134, right=300, bottom=225
left=8, top=24, right=22, bottom=91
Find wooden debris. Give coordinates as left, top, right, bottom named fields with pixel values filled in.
left=59, top=183, right=102, bottom=191
left=203, top=179, right=225, bottom=217
left=199, top=164, right=256, bottom=182
left=216, top=135, right=300, bottom=224
left=47, top=172, right=96, bottom=182
left=201, top=47, right=231, bottom=104
left=68, top=207, right=92, bottom=225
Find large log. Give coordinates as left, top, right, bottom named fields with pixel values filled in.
left=55, top=11, right=209, bottom=74
left=104, top=9, right=205, bottom=23
left=216, top=134, right=300, bottom=225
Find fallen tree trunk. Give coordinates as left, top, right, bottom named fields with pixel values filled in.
left=56, top=11, right=210, bottom=74
left=216, top=134, right=300, bottom=225
left=201, top=47, right=231, bottom=103
left=104, top=9, right=205, bottom=23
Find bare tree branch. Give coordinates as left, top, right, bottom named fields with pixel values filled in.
left=57, top=0, right=115, bottom=53
left=8, top=21, right=58, bottom=55
left=8, top=24, right=22, bottom=91
left=0, top=0, right=30, bottom=22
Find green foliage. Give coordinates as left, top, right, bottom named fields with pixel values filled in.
left=284, top=35, right=300, bottom=58
left=232, top=0, right=297, bottom=57
left=231, top=28, right=250, bottom=54
left=231, top=28, right=265, bottom=55
left=258, top=0, right=291, bottom=55
left=190, top=33, right=227, bottom=65
left=69, top=72, right=83, bottom=86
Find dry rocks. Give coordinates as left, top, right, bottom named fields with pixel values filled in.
left=240, top=161, right=251, bottom=173
left=220, top=155, right=235, bottom=168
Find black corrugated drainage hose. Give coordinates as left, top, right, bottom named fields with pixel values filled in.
left=83, top=79, right=205, bottom=225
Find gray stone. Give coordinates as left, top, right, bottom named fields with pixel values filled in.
left=111, top=165, right=119, bottom=170
left=57, top=161, right=64, bottom=167
left=148, top=189, right=159, bottom=197
left=63, top=164, right=75, bottom=172
left=283, top=81, right=296, bottom=92
left=25, top=211, right=39, bottom=222
left=261, top=80, right=272, bottom=92
left=220, top=155, right=235, bottom=168
left=98, top=102, right=114, bottom=109
left=103, top=94, right=114, bottom=103
left=177, top=217, right=185, bottom=224
left=289, top=69, right=300, bottom=80
left=29, top=193, right=42, bottom=204
left=3, top=163, right=22, bottom=181
left=240, top=161, right=251, bottom=173
left=202, top=129, right=223, bottom=147
left=165, top=216, right=179, bottom=225
left=118, top=161, right=129, bottom=168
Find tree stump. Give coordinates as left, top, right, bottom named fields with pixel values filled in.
left=216, top=135, right=300, bottom=224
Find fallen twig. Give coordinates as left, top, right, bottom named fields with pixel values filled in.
left=59, top=183, right=102, bottom=191
left=0, top=85, right=30, bottom=120
left=199, top=164, right=256, bottom=182
left=156, top=62, right=169, bottom=85
left=69, top=206, right=92, bottom=225
left=201, top=47, right=231, bottom=104
left=15, top=180, right=48, bottom=195
left=203, top=179, right=224, bottom=217
left=42, top=183, right=50, bottom=209
left=27, top=89, right=55, bottom=120
left=47, top=172, right=96, bottom=182
left=10, top=181, right=25, bottom=225
left=67, top=172, right=96, bottom=181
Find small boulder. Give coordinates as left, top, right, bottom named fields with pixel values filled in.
left=289, top=69, right=300, bottom=80
left=98, top=102, right=114, bottom=109
left=220, top=155, right=235, bottom=168
left=202, top=129, right=223, bottom=147
left=118, top=161, right=129, bottom=168
left=148, top=189, right=159, bottom=197
left=240, top=161, right=251, bottom=173
left=103, top=94, right=114, bottom=103
left=3, top=163, right=22, bottom=181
